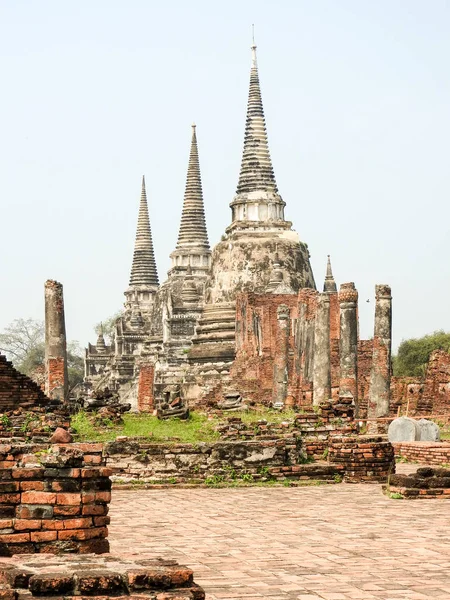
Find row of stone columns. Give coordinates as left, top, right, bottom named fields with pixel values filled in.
left=311, top=282, right=392, bottom=423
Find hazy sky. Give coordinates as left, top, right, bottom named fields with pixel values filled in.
left=1, top=1, right=449, bottom=352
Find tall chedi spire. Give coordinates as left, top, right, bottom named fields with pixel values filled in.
left=236, top=42, right=278, bottom=195
left=169, top=125, right=211, bottom=277
left=125, top=176, right=159, bottom=311
left=199, top=38, right=316, bottom=307
left=323, top=255, right=337, bottom=293
left=228, top=36, right=286, bottom=231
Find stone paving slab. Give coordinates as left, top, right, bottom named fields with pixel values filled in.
left=109, top=478, right=450, bottom=599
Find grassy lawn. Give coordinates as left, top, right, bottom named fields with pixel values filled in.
left=71, top=407, right=298, bottom=443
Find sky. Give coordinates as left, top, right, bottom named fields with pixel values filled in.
left=1, top=0, right=449, bottom=352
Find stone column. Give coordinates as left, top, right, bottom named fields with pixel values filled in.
left=45, top=280, right=68, bottom=402
left=338, top=283, right=358, bottom=411
left=368, top=285, right=392, bottom=428
left=313, top=293, right=331, bottom=406
left=272, top=304, right=290, bottom=408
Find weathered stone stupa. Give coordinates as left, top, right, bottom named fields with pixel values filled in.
left=84, top=40, right=393, bottom=421
left=189, top=43, right=315, bottom=368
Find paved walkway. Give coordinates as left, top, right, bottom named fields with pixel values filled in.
left=109, top=482, right=450, bottom=600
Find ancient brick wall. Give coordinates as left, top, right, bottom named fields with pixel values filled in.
left=390, top=377, right=423, bottom=416
left=103, top=438, right=302, bottom=484
left=46, top=357, right=66, bottom=401
left=329, top=293, right=340, bottom=342
left=389, top=350, right=450, bottom=417
left=0, top=443, right=110, bottom=555
left=419, top=350, right=450, bottom=414
left=137, top=364, right=155, bottom=412
left=393, top=442, right=450, bottom=465
left=330, top=339, right=340, bottom=401
left=230, top=292, right=299, bottom=405
left=357, top=339, right=374, bottom=417
left=328, top=435, right=395, bottom=482
left=0, top=355, right=50, bottom=413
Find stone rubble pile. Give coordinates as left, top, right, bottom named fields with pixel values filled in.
left=0, top=405, right=71, bottom=441
left=0, top=554, right=205, bottom=599
left=386, top=466, right=450, bottom=498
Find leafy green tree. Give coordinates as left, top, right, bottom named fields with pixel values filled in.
left=393, top=330, right=450, bottom=377
left=0, top=318, right=84, bottom=390
left=94, top=310, right=123, bottom=342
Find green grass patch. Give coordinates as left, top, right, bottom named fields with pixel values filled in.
left=71, top=410, right=221, bottom=443
left=71, top=407, right=300, bottom=444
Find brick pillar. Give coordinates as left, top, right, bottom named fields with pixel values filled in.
left=368, top=285, right=392, bottom=430
left=338, top=283, right=358, bottom=412
left=44, top=280, right=68, bottom=402
left=313, top=293, right=331, bottom=406
left=272, top=304, right=290, bottom=408
left=138, top=364, right=155, bottom=412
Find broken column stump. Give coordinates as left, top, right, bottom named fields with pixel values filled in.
left=44, top=280, right=69, bottom=402
left=0, top=443, right=110, bottom=556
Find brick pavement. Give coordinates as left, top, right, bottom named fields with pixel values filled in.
left=109, top=479, right=450, bottom=600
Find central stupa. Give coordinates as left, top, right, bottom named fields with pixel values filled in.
left=204, top=42, right=315, bottom=305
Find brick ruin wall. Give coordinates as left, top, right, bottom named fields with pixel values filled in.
left=137, top=364, right=155, bottom=412
left=216, top=292, right=450, bottom=417
left=46, top=357, right=66, bottom=400
left=393, top=442, right=450, bottom=466
left=104, top=414, right=394, bottom=485
left=104, top=438, right=303, bottom=484
left=329, top=435, right=395, bottom=483
left=390, top=350, right=450, bottom=418
left=0, top=355, right=50, bottom=413
left=231, top=293, right=299, bottom=406
left=0, top=443, right=111, bottom=556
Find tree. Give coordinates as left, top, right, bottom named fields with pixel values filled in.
left=0, top=318, right=44, bottom=369
left=0, top=318, right=84, bottom=391
left=393, top=330, right=450, bottom=378
left=94, top=310, right=123, bottom=342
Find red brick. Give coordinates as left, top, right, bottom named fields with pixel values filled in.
left=20, top=480, right=45, bottom=491
left=57, top=526, right=107, bottom=541
left=21, top=491, right=56, bottom=505
left=53, top=505, right=81, bottom=516
left=56, top=493, right=81, bottom=505
left=13, top=519, right=41, bottom=531
left=62, top=517, right=93, bottom=529
left=12, top=468, right=44, bottom=479
left=30, top=530, right=57, bottom=542
left=0, top=532, right=30, bottom=543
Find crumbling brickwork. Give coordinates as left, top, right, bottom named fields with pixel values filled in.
left=419, top=350, right=450, bottom=414
left=356, top=340, right=374, bottom=417
left=230, top=292, right=299, bottom=405
left=0, top=554, right=205, bottom=599
left=393, top=442, right=450, bottom=465
left=0, top=355, right=50, bottom=413
left=386, top=467, right=450, bottom=499
left=390, top=378, right=423, bottom=416
left=137, top=364, right=155, bottom=412
left=328, top=435, right=395, bottom=482
left=0, top=443, right=110, bottom=556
